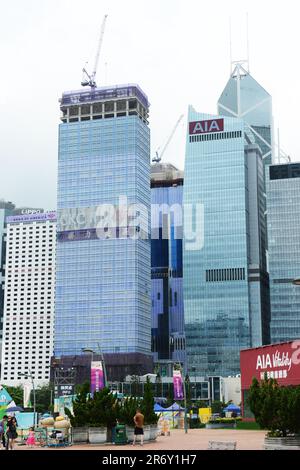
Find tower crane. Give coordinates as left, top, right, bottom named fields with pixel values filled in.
left=81, top=14, right=108, bottom=88
left=152, top=114, right=184, bottom=163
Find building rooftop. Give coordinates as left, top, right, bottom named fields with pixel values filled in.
left=151, top=163, right=184, bottom=187
left=60, top=83, right=149, bottom=108
left=6, top=211, right=56, bottom=224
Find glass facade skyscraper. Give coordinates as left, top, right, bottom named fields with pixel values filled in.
left=267, top=163, right=300, bottom=342
left=183, top=110, right=270, bottom=377
left=151, top=163, right=185, bottom=371
left=218, top=64, right=273, bottom=170
left=55, top=84, right=152, bottom=361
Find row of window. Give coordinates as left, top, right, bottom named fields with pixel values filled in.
left=189, top=130, right=243, bottom=143
left=206, top=268, right=246, bottom=283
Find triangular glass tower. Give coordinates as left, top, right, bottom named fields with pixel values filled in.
left=218, top=62, right=273, bottom=168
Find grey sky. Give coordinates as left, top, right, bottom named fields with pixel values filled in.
left=0, top=0, right=299, bottom=210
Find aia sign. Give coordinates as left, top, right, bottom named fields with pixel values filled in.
left=189, top=118, right=224, bottom=135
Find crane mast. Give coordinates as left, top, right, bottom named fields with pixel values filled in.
left=152, top=114, right=184, bottom=163
left=81, top=14, right=108, bottom=89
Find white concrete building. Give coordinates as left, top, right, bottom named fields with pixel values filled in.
left=0, top=212, right=56, bottom=386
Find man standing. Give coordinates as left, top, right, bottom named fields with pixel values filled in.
left=132, top=409, right=144, bottom=446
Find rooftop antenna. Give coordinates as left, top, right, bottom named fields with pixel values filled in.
left=81, top=14, right=108, bottom=89
left=246, top=12, right=250, bottom=73
left=229, top=17, right=233, bottom=76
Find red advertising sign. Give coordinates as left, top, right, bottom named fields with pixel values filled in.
left=240, top=340, right=300, bottom=390
left=189, top=118, right=224, bottom=135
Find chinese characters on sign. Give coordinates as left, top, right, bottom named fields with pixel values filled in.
left=54, top=385, right=74, bottom=398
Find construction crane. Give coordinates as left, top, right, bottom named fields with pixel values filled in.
left=81, top=14, right=108, bottom=88
left=152, top=114, right=184, bottom=163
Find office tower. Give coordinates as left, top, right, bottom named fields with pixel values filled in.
left=218, top=63, right=273, bottom=170
left=0, top=200, right=15, bottom=363
left=0, top=212, right=56, bottom=386
left=55, top=84, right=152, bottom=377
left=151, top=163, right=185, bottom=375
left=183, top=110, right=270, bottom=377
left=267, top=163, right=300, bottom=342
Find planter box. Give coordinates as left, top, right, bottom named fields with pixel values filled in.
left=264, top=436, right=300, bottom=450
left=125, top=426, right=135, bottom=443
left=72, top=427, right=89, bottom=444
left=88, top=427, right=107, bottom=445
left=143, top=425, right=150, bottom=441
left=125, top=425, right=156, bottom=442
left=150, top=424, right=158, bottom=441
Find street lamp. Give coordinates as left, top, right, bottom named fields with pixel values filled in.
left=292, top=279, right=300, bottom=286
left=191, top=367, right=196, bottom=401
left=19, top=370, right=36, bottom=429
left=81, top=345, right=108, bottom=385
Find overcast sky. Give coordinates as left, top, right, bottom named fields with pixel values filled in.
left=0, top=0, right=299, bottom=210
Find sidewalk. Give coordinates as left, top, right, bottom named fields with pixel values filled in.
left=15, top=429, right=266, bottom=451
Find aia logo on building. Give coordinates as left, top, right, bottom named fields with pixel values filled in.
left=189, top=118, right=224, bottom=135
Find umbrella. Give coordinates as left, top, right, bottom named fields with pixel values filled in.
left=165, top=402, right=185, bottom=411
left=6, top=406, right=23, bottom=412
left=154, top=403, right=166, bottom=412
left=223, top=404, right=241, bottom=412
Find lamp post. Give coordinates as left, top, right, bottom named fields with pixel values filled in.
left=182, top=368, right=188, bottom=434
left=292, top=279, right=300, bottom=286
left=191, top=366, right=197, bottom=401
left=19, top=370, right=36, bottom=429
left=81, top=345, right=108, bottom=386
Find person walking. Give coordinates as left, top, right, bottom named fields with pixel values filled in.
left=132, top=408, right=144, bottom=446
left=0, top=416, right=8, bottom=450
left=6, top=416, right=18, bottom=450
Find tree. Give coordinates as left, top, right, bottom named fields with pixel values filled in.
left=211, top=400, right=227, bottom=414
left=118, top=397, right=141, bottom=427
left=155, top=373, right=163, bottom=398
left=35, top=385, right=54, bottom=413
left=65, top=381, right=90, bottom=428
left=141, top=377, right=158, bottom=425
left=248, top=377, right=300, bottom=437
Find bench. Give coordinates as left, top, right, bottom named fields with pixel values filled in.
left=208, top=441, right=237, bottom=450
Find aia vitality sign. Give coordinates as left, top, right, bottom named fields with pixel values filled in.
left=240, top=341, right=300, bottom=389
left=189, top=118, right=224, bottom=135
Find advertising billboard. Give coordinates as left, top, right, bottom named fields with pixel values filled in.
left=91, top=361, right=105, bottom=393
left=240, top=340, right=300, bottom=390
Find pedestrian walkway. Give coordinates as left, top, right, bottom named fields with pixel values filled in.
left=14, top=429, right=266, bottom=451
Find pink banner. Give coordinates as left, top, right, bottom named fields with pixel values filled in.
left=173, top=369, right=184, bottom=400
left=91, top=361, right=105, bottom=393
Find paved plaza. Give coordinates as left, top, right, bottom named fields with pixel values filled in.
left=14, top=429, right=266, bottom=451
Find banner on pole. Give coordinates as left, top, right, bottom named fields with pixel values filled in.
left=173, top=369, right=184, bottom=400
left=91, top=361, right=105, bottom=393
left=23, top=382, right=32, bottom=408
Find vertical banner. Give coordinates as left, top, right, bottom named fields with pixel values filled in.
left=91, top=361, right=105, bottom=393
left=173, top=369, right=184, bottom=400
left=23, top=382, right=32, bottom=408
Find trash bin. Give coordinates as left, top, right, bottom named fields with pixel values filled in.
left=114, top=424, right=127, bottom=445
